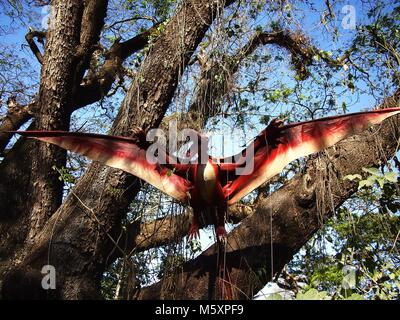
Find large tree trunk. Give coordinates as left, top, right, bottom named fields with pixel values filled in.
left=0, top=0, right=87, bottom=282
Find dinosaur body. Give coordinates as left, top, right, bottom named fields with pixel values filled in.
left=8, top=107, right=400, bottom=238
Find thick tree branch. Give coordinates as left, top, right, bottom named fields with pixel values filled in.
left=0, top=97, right=36, bottom=154
left=121, top=203, right=253, bottom=254
left=249, top=29, right=353, bottom=78
left=106, top=16, right=158, bottom=30
left=139, top=91, right=400, bottom=300
left=74, top=0, right=108, bottom=85
left=25, top=31, right=46, bottom=64
left=0, top=23, right=158, bottom=139
left=188, top=28, right=351, bottom=127
left=74, top=23, right=161, bottom=108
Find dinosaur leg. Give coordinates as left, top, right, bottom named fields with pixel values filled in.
left=214, top=204, right=227, bottom=242
left=215, top=205, right=233, bottom=300
left=217, top=240, right=233, bottom=300
left=188, top=208, right=200, bottom=239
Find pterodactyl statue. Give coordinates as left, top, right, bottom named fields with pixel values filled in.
left=6, top=107, right=400, bottom=298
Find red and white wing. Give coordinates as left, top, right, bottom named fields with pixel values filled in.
left=224, top=107, right=400, bottom=205
left=11, top=131, right=192, bottom=204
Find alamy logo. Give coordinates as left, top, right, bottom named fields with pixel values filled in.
left=41, top=5, right=55, bottom=30
left=144, top=120, right=255, bottom=175
left=41, top=265, right=56, bottom=290
left=341, top=265, right=356, bottom=289
left=341, top=5, right=356, bottom=30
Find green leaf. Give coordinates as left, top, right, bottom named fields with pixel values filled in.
left=345, top=293, right=364, bottom=300
left=358, top=178, right=374, bottom=189
left=348, top=81, right=355, bottom=91
left=375, top=176, right=385, bottom=188
left=265, top=293, right=283, bottom=300
left=342, top=272, right=357, bottom=289
left=296, top=288, right=329, bottom=300
left=166, top=168, right=175, bottom=177
left=357, top=180, right=367, bottom=189
left=362, top=167, right=380, bottom=176
left=384, top=171, right=398, bottom=183
left=344, top=174, right=362, bottom=181
left=342, top=101, right=348, bottom=112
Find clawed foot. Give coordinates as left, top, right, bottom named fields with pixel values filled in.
left=188, top=223, right=200, bottom=240
left=215, top=226, right=227, bottom=243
